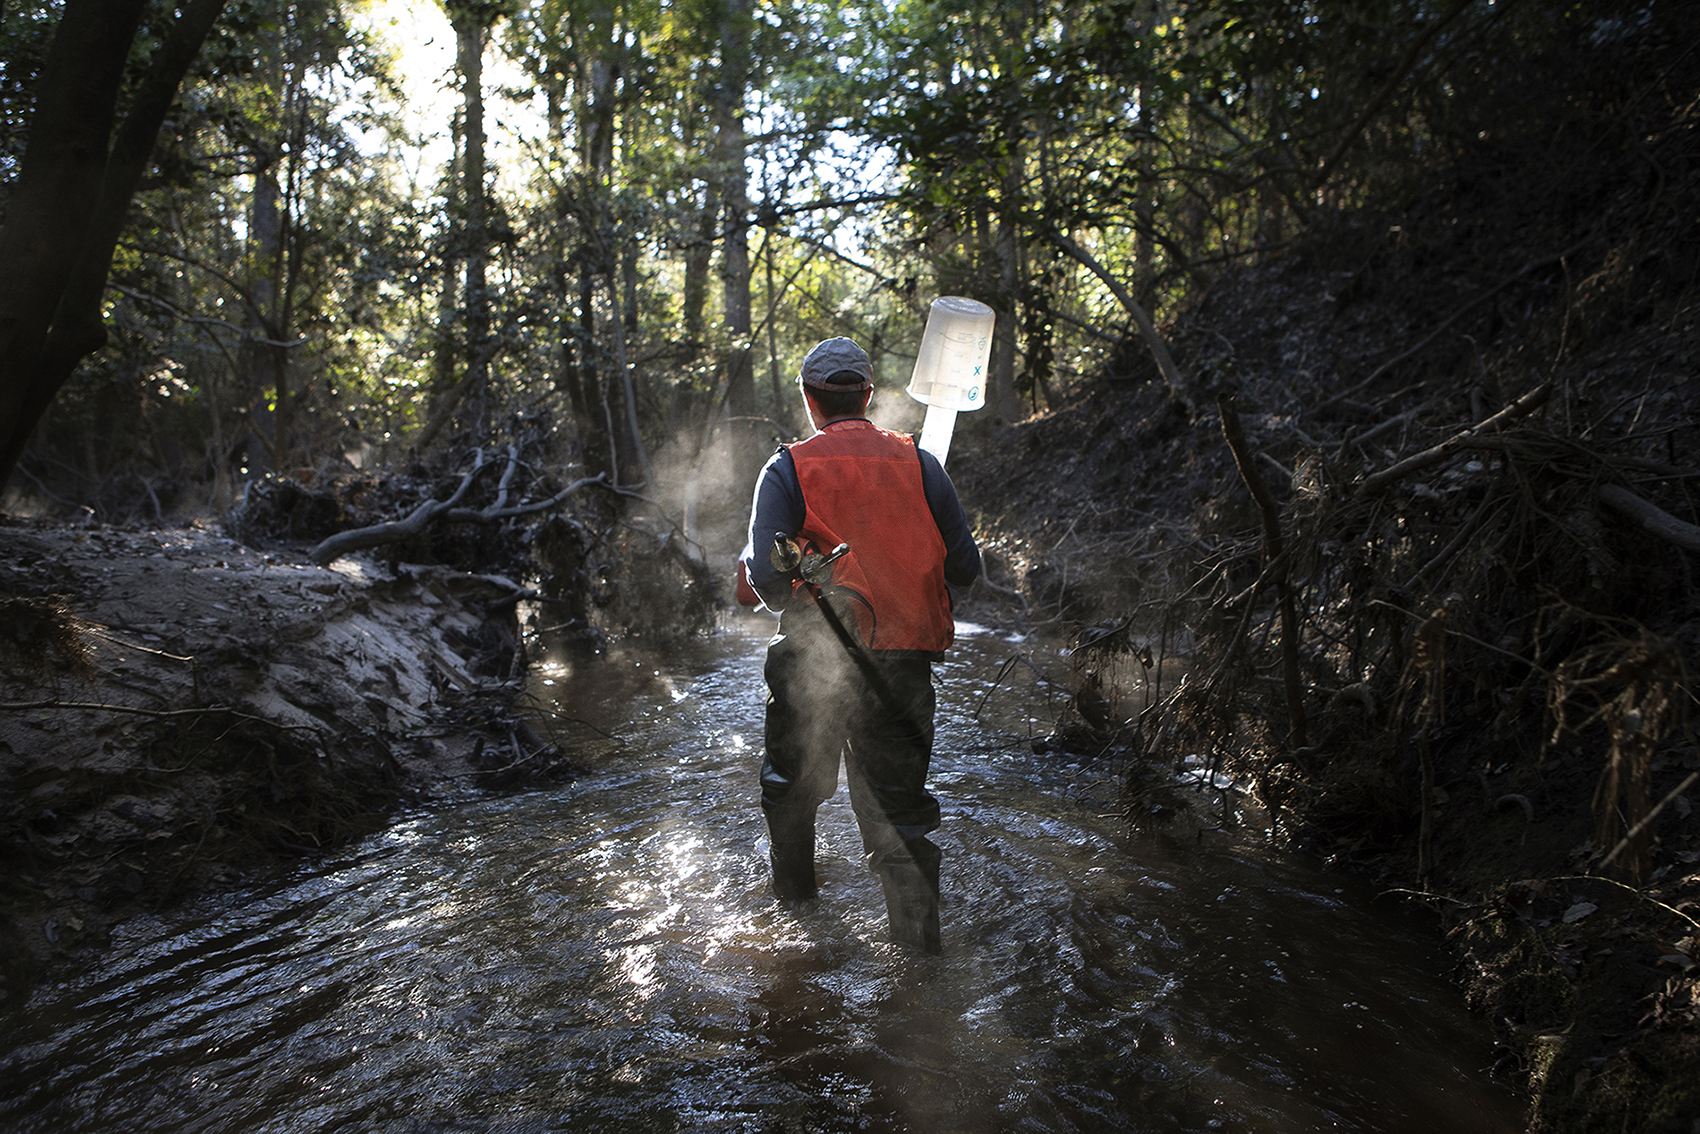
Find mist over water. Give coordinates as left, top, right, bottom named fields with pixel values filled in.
left=0, top=618, right=1524, bottom=1132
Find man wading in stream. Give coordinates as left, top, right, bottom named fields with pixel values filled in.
left=738, top=337, right=981, bottom=954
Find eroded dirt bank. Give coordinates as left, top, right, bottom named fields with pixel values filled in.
left=0, top=517, right=572, bottom=1001
left=941, top=246, right=1700, bottom=1129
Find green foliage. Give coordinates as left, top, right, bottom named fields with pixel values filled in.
left=18, top=0, right=435, bottom=517
left=12, top=0, right=1687, bottom=518
left=0, top=3, right=60, bottom=189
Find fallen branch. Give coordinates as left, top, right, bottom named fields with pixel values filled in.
left=307, top=447, right=604, bottom=566
left=1559, top=873, right=1700, bottom=934
left=1218, top=393, right=1307, bottom=749
left=1339, top=402, right=1430, bottom=455
left=1405, top=495, right=1502, bottom=589
left=309, top=449, right=490, bottom=565
left=443, top=474, right=607, bottom=524
left=1049, top=230, right=1190, bottom=405
left=1354, top=382, right=1551, bottom=498
left=79, top=624, right=196, bottom=662
left=0, top=699, right=318, bottom=732
left=1597, top=484, right=1700, bottom=553
left=976, top=574, right=1028, bottom=605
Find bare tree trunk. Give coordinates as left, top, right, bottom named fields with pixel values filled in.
left=684, top=179, right=718, bottom=354
left=568, top=12, right=621, bottom=486
left=606, top=277, right=652, bottom=486
left=987, top=146, right=1023, bottom=424
left=541, top=77, right=589, bottom=473
left=717, top=0, right=753, bottom=423
left=242, top=155, right=284, bottom=473
left=454, top=7, right=491, bottom=438
left=0, top=1, right=145, bottom=408
left=1135, top=169, right=1157, bottom=306
left=204, top=362, right=234, bottom=512
left=414, top=6, right=500, bottom=454
left=621, top=241, right=639, bottom=333
left=764, top=227, right=783, bottom=408
left=568, top=267, right=614, bottom=484
left=431, top=109, right=464, bottom=400
left=680, top=80, right=713, bottom=354
left=1218, top=393, right=1307, bottom=750
left=1134, top=3, right=1160, bottom=304
left=714, top=0, right=763, bottom=487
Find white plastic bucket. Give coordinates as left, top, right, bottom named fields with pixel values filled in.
left=907, top=296, right=994, bottom=465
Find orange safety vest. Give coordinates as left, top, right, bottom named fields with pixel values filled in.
left=787, top=419, right=954, bottom=652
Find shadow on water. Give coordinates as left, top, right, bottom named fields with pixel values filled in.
left=0, top=616, right=1526, bottom=1132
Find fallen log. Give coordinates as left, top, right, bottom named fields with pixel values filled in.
left=308, top=450, right=491, bottom=566
left=1597, top=484, right=1700, bottom=553
left=441, top=474, right=606, bottom=525
left=307, top=445, right=605, bottom=566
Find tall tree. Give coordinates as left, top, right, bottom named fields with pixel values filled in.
left=417, top=0, right=516, bottom=450
left=452, top=0, right=494, bottom=436
left=228, top=0, right=367, bottom=472
left=703, top=0, right=778, bottom=485
left=96, top=0, right=422, bottom=494
left=0, top=0, right=228, bottom=495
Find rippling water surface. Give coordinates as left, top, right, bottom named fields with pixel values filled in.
left=1, top=617, right=1524, bottom=1132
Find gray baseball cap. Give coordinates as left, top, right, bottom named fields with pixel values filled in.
left=799, top=337, right=874, bottom=391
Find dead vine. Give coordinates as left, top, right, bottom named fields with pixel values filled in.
left=1098, top=373, right=1698, bottom=880
left=1547, top=628, right=1693, bottom=882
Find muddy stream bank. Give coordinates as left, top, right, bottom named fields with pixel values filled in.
left=0, top=518, right=576, bottom=996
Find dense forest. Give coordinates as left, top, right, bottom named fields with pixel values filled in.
left=7, top=0, right=1625, bottom=517
left=3, top=0, right=1698, bottom=1131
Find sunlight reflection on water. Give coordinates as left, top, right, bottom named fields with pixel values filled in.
left=0, top=616, right=1526, bottom=1133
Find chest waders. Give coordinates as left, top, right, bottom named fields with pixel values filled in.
left=765, top=535, right=942, bottom=954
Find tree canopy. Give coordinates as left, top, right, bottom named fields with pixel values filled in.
left=0, top=0, right=1682, bottom=517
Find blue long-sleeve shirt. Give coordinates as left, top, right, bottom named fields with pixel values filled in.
left=739, top=425, right=981, bottom=614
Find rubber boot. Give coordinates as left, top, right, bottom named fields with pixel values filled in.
left=766, top=808, right=818, bottom=901
left=876, top=839, right=941, bottom=954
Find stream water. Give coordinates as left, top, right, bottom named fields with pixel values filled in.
left=1, top=617, right=1524, bottom=1132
